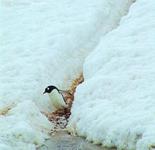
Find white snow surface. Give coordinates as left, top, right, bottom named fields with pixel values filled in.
left=2, top=0, right=154, bottom=149
left=68, top=0, right=155, bottom=150
left=0, top=0, right=134, bottom=149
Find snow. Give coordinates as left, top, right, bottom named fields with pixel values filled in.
left=68, top=0, right=155, bottom=150
left=1, top=0, right=154, bottom=149
left=0, top=101, right=50, bottom=150
left=0, top=0, right=134, bottom=149
left=0, top=0, right=132, bottom=109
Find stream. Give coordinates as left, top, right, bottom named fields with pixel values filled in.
left=39, top=131, right=116, bottom=150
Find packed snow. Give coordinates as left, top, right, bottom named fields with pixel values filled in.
left=1, top=0, right=154, bottom=149
left=68, top=0, right=155, bottom=150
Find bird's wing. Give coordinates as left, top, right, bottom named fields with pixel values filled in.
left=58, top=90, right=73, bottom=105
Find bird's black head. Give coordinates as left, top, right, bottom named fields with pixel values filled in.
left=43, top=85, right=59, bottom=94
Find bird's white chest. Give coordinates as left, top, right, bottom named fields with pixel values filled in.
left=48, top=89, right=67, bottom=109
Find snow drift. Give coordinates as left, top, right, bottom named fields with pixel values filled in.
left=68, top=0, right=155, bottom=150
left=0, top=0, right=133, bottom=149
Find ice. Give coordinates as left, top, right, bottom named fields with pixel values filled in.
left=68, top=0, right=155, bottom=150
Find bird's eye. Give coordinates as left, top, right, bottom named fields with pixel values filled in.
left=47, top=88, right=49, bottom=91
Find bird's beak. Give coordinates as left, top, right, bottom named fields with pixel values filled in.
left=43, top=91, right=46, bottom=94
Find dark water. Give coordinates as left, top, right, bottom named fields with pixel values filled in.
left=39, top=131, right=116, bottom=150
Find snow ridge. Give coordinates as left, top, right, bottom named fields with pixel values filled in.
left=68, top=0, right=155, bottom=150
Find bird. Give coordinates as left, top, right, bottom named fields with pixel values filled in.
left=43, top=85, right=72, bottom=110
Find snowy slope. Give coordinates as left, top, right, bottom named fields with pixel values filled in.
left=0, top=0, right=133, bottom=149
left=68, top=0, right=155, bottom=150
left=0, top=0, right=133, bottom=109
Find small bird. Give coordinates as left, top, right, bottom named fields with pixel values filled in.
left=43, top=85, right=72, bottom=110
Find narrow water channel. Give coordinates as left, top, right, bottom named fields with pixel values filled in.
left=39, top=131, right=116, bottom=150
left=40, top=74, right=116, bottom=150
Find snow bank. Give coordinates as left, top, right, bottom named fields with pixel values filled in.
left=68, top=0, right=155, bottom=150
left=0, top=0, right=133, bottom=110
left=0, top=101, right=50, bottom=150
left=0, top=0, right=133, bottom=149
